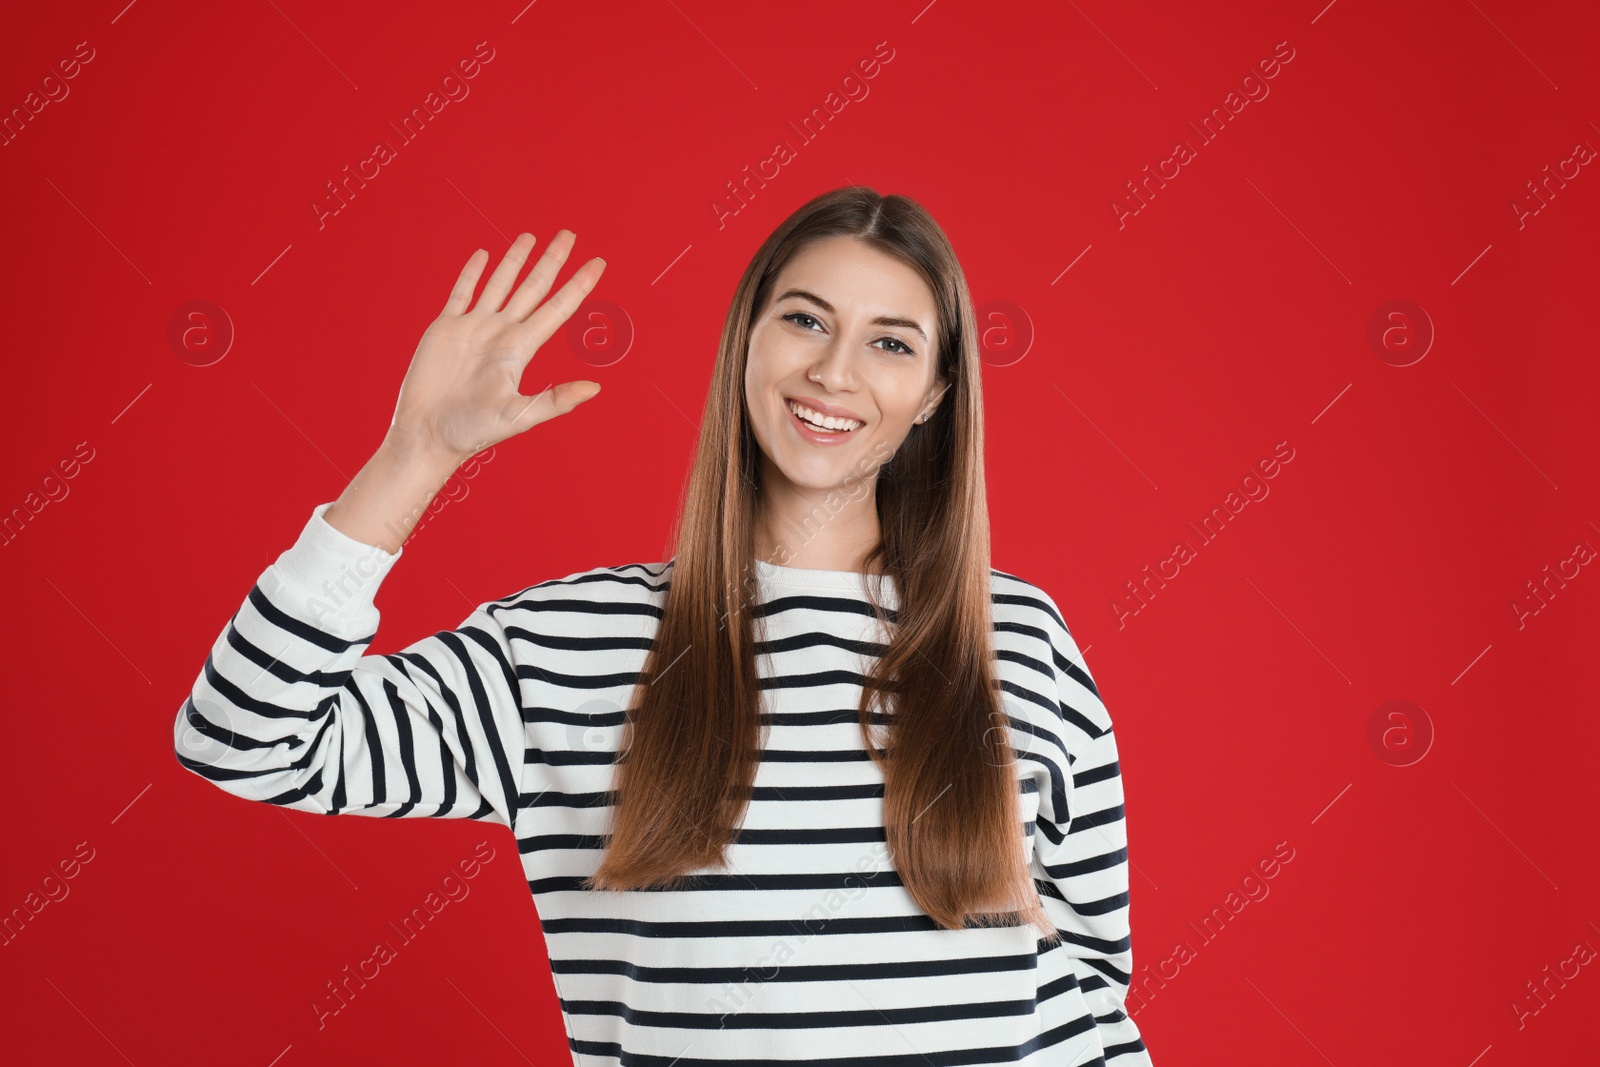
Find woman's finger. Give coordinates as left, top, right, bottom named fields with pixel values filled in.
left=441, top=248, right=488, bottom=316
left=521, top=256, right=606, bottom=345
left=502, top=229, right=577, bottom=323
left=504, top=379, right=602, bottom=437
left=475, top=233, right=538, bottom=314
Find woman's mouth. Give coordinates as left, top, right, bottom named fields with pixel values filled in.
left=786, top=398, right=863, bottom=444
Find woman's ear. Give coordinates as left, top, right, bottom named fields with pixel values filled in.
left=918, top=378, right=952, bottom=423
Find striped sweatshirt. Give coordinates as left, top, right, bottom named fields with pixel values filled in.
left=174, top=502, right=1154, bottom=1066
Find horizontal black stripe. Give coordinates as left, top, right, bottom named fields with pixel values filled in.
left=550, top=949, right=1038, bottom=984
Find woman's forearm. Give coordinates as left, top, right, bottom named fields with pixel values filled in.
left=322, top=434, right=464, bottom=555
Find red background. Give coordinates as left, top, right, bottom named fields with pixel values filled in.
left=3, top=0, right=1597, bottom=1063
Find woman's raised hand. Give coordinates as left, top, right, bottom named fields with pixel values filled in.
left=386, top=230, right=606, bottom=467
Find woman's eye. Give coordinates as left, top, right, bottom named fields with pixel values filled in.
left=783, top=312, right=914, bottom=355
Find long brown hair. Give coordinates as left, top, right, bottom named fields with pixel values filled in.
left=584, top=186, right=1059, bottom=941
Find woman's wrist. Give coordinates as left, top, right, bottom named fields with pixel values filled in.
left=324, top=437, right=462, bottom=555
left=379, top=424, right=469, bottom=479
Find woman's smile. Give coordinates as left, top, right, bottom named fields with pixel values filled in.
left=784, top=396, right=864, bottom=445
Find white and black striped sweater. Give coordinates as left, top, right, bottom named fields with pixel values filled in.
left=174, top=502, right=1154, bottom=1066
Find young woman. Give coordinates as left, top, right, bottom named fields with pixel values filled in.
left=175, top=187, right=1154, bottom=1065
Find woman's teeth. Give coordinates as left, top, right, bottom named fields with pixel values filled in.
left=787, top=399, right=862, bottom=433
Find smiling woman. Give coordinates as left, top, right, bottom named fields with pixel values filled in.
left=175, top=187, right=1155, bottom=1065
left=740, top=235, right=951, bottom=571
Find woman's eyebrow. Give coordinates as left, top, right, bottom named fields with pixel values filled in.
left=776, top=288, right=928, bottom=342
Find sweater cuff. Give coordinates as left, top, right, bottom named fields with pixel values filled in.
left=259, top=501, right=404, bottom=639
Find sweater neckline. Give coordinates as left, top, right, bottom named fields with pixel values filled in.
left=752, top=557, right=895, bottom=592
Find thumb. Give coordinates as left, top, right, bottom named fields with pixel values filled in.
left=509, top=380, right=602, bottom=435
left=556, top=380, right=602, bottom=412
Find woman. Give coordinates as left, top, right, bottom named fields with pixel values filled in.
left=175, top=186, right=1154, bottom=1064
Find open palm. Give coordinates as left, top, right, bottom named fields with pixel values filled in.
left=388, top=230, right=606, bottom=465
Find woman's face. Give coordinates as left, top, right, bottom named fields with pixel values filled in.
left=744, top=235, right=948, bottom=495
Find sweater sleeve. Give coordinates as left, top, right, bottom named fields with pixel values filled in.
left=172, top=502, right=525, bottom=828
left=1031, top=593, right=1154, bottom=1065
